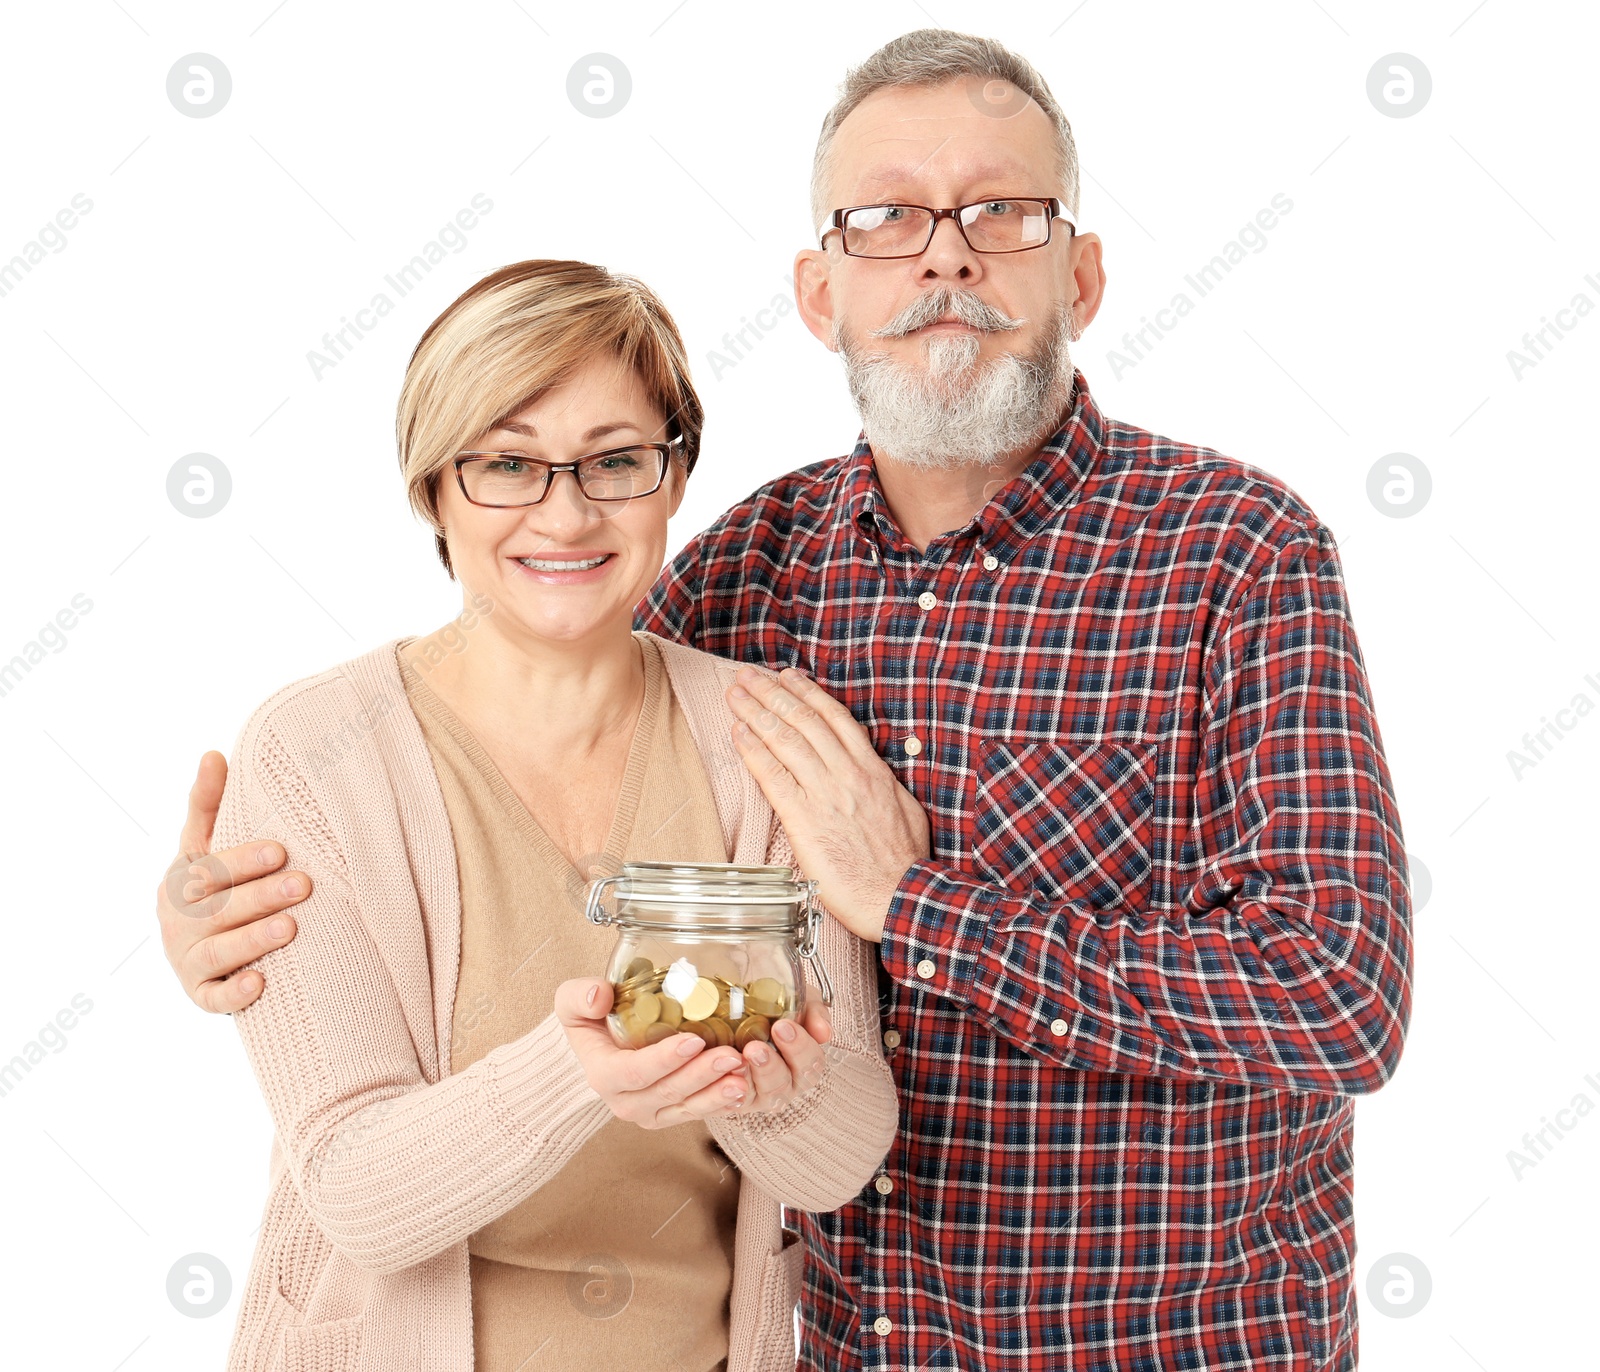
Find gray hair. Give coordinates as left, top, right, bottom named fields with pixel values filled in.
left=809, top=29, right=1081, bottom=239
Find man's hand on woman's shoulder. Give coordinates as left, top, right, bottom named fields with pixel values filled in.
left=155, top=751, right=309, bottom=1013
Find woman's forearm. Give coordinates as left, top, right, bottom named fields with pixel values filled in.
left=240, top=990, right=611, bottom=1274
left=705, top=1043, right=897, bottom=1211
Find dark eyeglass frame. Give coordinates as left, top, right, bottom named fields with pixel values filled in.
left=817, top=196, right=1077, bottom=259
left=452, top=439, right=679, bottom=508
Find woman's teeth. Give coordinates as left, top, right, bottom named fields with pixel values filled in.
left=518, top=555, right=608, bottom=571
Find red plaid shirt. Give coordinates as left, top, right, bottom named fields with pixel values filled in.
left=637, top=368, right=1412, bottom=1372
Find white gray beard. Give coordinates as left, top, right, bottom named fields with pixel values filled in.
left=836, top=305, right=1076, bottom=471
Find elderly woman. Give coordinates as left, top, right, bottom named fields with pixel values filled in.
left=211, top=259, right=898, bottom=1372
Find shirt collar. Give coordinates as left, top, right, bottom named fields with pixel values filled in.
left=842, top=368, right=1105, bottom=561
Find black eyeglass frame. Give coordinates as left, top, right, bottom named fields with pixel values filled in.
left=816, top=196, right=1077, bottom=259
left=451, top=439, right=680, bottom=508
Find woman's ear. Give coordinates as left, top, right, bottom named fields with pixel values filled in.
left=665, top=455, right=689, bottom=518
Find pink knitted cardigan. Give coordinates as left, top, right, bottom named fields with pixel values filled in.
left=213, top=632, right=899, bottom=1372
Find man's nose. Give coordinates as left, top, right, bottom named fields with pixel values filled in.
left=918, top=215, right=981, bottom=280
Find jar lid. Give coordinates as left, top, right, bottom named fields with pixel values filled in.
left=587, top=860, right=814, bottom=936
left=615, top=860, right=804, bottom=906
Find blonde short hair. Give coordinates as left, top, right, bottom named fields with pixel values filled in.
left=397, top=259, right=704, bottom=577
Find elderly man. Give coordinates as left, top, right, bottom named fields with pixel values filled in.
left=159, top=29, right=1411, bottom=1372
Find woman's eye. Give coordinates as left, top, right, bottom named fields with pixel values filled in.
left=594, top=453, right=640, bottom=470
left=488, top=459, right=526, bottom=474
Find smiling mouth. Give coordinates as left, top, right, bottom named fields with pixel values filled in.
left=515, top=554, right=610, bottom=571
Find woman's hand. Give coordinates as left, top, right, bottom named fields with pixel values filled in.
left=725, top=998, right=834, bottom=1115
left=556, top=977, right=751, bottom=1129
left=555, top=978, right=834, bottom=1128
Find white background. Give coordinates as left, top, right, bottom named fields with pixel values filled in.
left=0, top=1, right=1595, bottom=1367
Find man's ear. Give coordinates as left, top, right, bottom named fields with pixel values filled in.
left=1067, top=230, right=1107, bottom=336
left=793, top=247, right=838, bottom=351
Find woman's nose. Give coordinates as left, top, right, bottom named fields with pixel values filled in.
left=530, top=470, right=612, bottom=531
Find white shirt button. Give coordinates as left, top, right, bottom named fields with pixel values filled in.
left=916, top=590, right=937, bottom=611
left=883, top=1028, right=902, bottom=1049
left=982, top=554, right=999, bottom=571
left=916, top=958, right=936, bottom=979
left=903, top=734, right=923, bottom=757
left=873, top=1316, right=893, bottom=1336
left=874, top=1174, right=894, bottom=1194
left=1050, top=1017, right=1069, bottom=1036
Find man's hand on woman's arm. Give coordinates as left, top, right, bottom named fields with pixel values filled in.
left=156, top=751, right=309, bottom=1012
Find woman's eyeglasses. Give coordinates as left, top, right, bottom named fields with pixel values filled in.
left=453, top=440, right=678, bottom=507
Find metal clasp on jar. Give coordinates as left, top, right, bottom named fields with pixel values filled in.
left=584, top=873, right=625, bottom=928
left=795, top=878, right=834, bottom=1007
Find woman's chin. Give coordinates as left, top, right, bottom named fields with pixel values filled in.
left=492, top=597, right=637, bottom=649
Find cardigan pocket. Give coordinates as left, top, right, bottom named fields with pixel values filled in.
left=751, top=1228, right=802, bottom=1369
left=263, top=1286, right=366, bottom=1372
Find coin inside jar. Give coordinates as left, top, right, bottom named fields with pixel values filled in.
left=681, top=1020, right=719, bottom=1047
left=734, top=1014, right=771, bottom=1049
left=680, top=976, right=720, bottom=1022
left=608, top=960, right=797, bottom=1049
left=745, top=977, right=787, bottom=1017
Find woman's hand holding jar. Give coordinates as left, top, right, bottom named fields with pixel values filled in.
left=554, top=976, right=833, bottom=1129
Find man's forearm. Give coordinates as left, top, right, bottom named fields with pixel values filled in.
left=880, top=858, right=1409, bottom=1094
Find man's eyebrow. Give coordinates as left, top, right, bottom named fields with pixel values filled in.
left=490, top=420, right=643, bottom=443
left=851, top=161, right=1037, bottom=197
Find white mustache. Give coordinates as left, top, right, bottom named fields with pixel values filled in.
left=871, top=288, right=1025, bottom=339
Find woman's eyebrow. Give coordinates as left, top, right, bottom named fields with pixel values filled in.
left=489, top=420, right=643, bottom=441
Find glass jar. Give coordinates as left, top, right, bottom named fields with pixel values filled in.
left=584, top=860, right=833, bottom=1051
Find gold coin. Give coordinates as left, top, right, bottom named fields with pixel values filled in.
left=622, top=956, right=654, bottom=982
left=657, top=996, right=683, bottom=1029
left=631, top=991, right=661, bottom=1027
left=707, top=1015, right=734, bottom=1047
left=748, top=977, right=784, bottom=1008
left=734, top=1014, right=771, bottom=1049
left=681, top=1020, right=718, bottom=1047
left=680, top=977, right=720, bottom=1021
left=639, top=1021, right=678, bottom=1046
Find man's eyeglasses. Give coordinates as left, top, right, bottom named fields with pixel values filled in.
left=452, top=440, right=677, bottom=507
left=817, top=197, right=1076, bottom=259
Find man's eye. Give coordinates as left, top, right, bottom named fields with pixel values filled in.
left=881, top=206, right=906, bottom=222
left=980, top=201, right=1014, bottom=216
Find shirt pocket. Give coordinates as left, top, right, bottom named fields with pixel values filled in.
left=972, top=738, right=1156, bottom=911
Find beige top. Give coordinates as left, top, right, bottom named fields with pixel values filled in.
left=400, top=633, right=737, bottom=1372
left=215, top=632, right=898, bottom=1372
